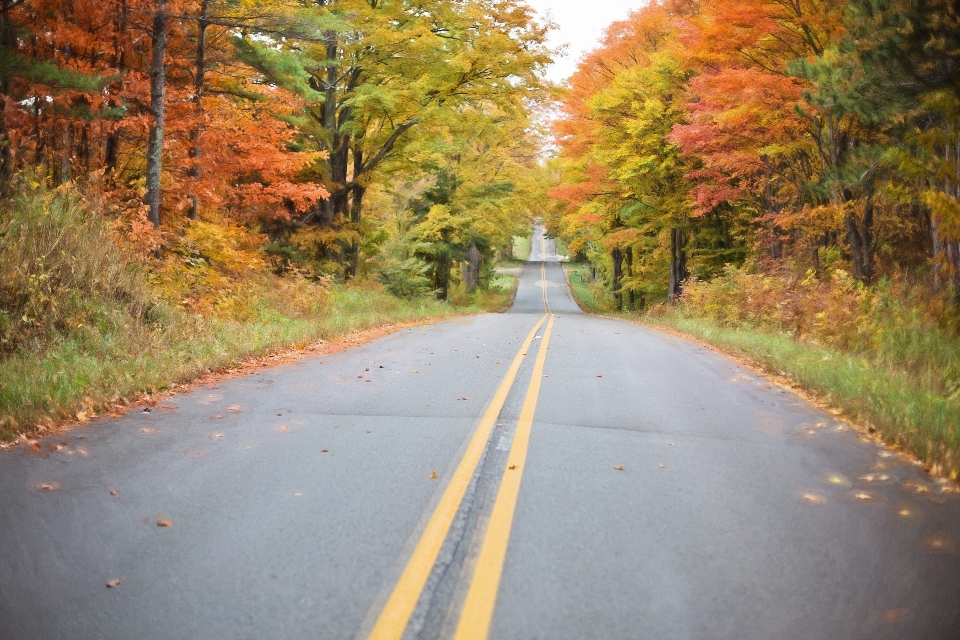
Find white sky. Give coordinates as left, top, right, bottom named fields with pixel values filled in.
left=525, top=0, right=648, bottom=84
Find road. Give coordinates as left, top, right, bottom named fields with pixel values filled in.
left=2, top=228, right=959, bottom=640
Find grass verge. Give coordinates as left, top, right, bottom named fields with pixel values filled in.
left=512, top=234, right=531, bottom=262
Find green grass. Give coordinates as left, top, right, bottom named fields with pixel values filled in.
left=512, top=234, right=532, bottom=262
left=560, top=259, right=960, bottom=480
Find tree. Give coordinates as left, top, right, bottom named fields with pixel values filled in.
left=236, top=0, right=550, bottom=278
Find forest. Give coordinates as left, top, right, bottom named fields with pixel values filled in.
left=550, top=0, right=960, bottom=308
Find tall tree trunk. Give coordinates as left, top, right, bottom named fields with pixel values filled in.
left=624, top=246, right=634, bottom=309
left=463, top=242, right=481, bottom=294
left=321, top=30, right=351, bottom=229
left=105, top=0, right=127, bottom=174
left=0, top=0, right=14, bottom=188
left=33, top=94, right=45, bottom=165
left=844, top=198, right=874, bottom=282
left=348, top=184, right=365, bottom=278
left=435, top=256, right=450, bottom=301
left=611, top=247, right=623, bottom=311
left=188, top=0, right=210, bottom=220
left=668, top=227, right=687, bottom=304
left=59, top=121, right=73, bottom=183
left=145, top=0, right=169, bottom=229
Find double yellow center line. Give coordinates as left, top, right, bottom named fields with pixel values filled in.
left=367, top=235, right=555, bottom=640
left=454, top=313, right=555, bottom=639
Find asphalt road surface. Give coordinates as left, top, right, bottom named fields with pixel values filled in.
left=2, top=228, right=959, bottom=640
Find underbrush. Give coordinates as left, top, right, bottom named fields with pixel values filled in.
left=0, top=183, right=489, bottom=440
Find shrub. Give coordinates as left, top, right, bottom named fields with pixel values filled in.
left=0, top=178, right=155, bottom=354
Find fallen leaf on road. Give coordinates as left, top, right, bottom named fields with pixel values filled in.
left=596, top=375, right=602, bottom=378
left=106, top=579, right=121, bottom=588
left=800, top=492, right=827, bottom=505
left=668, top=443, right=675, bottom=447
left=210, top=433, right=224, bottom=440
left=508, top=465, right=517, bottom=470
left=429, top=471, right=439, bottom=479
left=658, top=464, right=666, bottom=469
left=821, top=473, right=851, bottom=487
left=32, top=481, right=61, bottom=491
left=109, top=489, right=118, bottom=496
left=894, top=503, right=922, bottom=520
left=366, top=430, right=371, bottom=433
left=357, top=375, right=364, bottom=379
left=859, top=473, right=897, bottom=485
left=924, top=534, right=957, bottom=554
left=157, top=519, right=171, bottom=527
left=140, top=427, right=156, bottom=434
left=842, top=490, right=886, bottom=505
left=412, top=370, right=419, bottom=374
left=321, top=449, right=329, bottom=453
left=614, top=465, right=624, bottom=471
left=880, top=609, right=911, bottom=624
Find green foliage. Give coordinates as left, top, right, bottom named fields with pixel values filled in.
left=379, top=257, right=436, bottom=299
left=0, top=48, right=109, bottom=91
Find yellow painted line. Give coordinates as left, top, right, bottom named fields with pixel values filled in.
left=366, top=314, right=547, bottom=640
left=453, top=313, right=556, bottom=640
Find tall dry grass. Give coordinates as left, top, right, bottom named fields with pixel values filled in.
left=0, top=179, right=157, bottom=355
